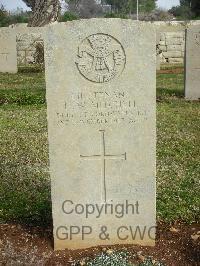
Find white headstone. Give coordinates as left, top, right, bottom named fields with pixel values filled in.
left=185, top=26, right=200, bottom=100
left=44, top=19, right=156, bottom=250
left=0, top=28, right=17, bottom=73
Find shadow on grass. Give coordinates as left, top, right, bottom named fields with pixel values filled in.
left=157, top=87, right=184, bottom=98
left=18, top=65, right=44, bottom=74
left=0, top=165, right=52, bottom=227
left=0, top=88, right=46, bottom=105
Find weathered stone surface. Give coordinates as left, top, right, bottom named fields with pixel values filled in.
left=156, top=33, right=161, bottom=70
left=165, top=32, right=184, bottom=38
left=157, top=54, right=161, bottom=70
left=160, top=33, right=166, bottom=41
left=159, top=40, right=166, bottom=46
left=166, top=38, right=183, bottom=45
left=10, top=25, right=46, bottom=65
left=157, top=31, right=185, bottom=63
left=167, top=45, right=183, bottom=51
left=168, top=58, right=184, bottom=64
left=159, top=45, right=167, bottom=51
left=0, top=28, right=17, bottom=73
left=155, top=21, right=200, bottom=64
left=44, top=19, right=156, bottom=250
left=16, top=27, right=44, bottom=65
left=185, top=25, right=200, bottom=100
left=163, top=51, right=182, bottom=58
left=156, top=32, right=161, bottom=45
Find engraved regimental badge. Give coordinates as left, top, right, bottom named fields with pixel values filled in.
left=76, top=33, right=126, bottom=83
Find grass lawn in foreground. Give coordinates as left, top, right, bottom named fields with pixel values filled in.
left=0, top=67, right=199, bottom=226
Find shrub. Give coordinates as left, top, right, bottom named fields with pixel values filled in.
left=59, top=11, right=78, bottom=22
left=0, top=5, right=30, bottom=27
left=104, top=12, right=128, bottom=19
left=0, top=5, right=10, bottom=27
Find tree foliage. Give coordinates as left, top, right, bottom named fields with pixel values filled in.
left=169, top=0, right=200, bottom=19
left=22, top=0, right=60, bottom=26
left=65, top=0, right=103, bottom=18
left=191, top=0, right=200, bottom=17
left=59, top=11, right=78, bottom=21
left=104, top=0, right=157, bottom=14
left=0, top=5, right=30, bottom=27
left=21, top=0, right=36, bottom=9
left=65, top=0, right=157, bottom=18
left=0, top=5, right=9, bottom=26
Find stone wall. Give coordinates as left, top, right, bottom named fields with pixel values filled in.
left=10, top=24, right=44, bottom=65
left=158, top=32, right=185, bottom=64
left=17, top=33, right=43, bottom=65
left=154, top=20, right=200, bottom=64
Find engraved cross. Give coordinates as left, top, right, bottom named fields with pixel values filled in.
left=80, top=130, right=127, bottom=202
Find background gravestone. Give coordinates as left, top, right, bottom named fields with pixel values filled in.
left=156, top=32, right=161, bottom=70
left=44, top=19, right=156, bottom=250
left=185, top=25, right=200, bottom=100
left=0, top=28, right=17, bottom=73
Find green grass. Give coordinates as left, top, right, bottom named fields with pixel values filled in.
left=0, top=67, right=199, bottom=226
left=0, top=104, right=50, bottom=225
left=0, top=67, right=45, bottom=105
left=157, top=101, right=200, bottom=222
left=157, top=73, right=184, bottom=98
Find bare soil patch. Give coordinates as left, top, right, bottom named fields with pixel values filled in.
left=158, top=68, right=184, bottom=74
left=0, top=223, right=199, bottom=265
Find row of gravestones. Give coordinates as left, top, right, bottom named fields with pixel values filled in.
left=1, top=24, right=199, bottom=100
left=0, top=20, right=199, bottom=251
